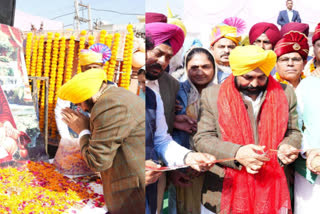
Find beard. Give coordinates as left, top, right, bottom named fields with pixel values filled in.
left=84, top=98, right=95, bottom=113
left=235, top=77, right=268, bottom=96
left=145, top=62, right=164, bottom=80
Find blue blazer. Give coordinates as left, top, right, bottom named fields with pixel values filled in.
left=277, top=10, right=301, bottom=27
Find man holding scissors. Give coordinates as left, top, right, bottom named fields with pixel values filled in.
left=194, top=45, right=301, bottom=214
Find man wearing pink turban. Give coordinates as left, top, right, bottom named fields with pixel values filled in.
left=249, top=22, right=281, bottom=77
left=145, top=12, right=167, bottom=24
left=280, top=22, right=309, bottom=37
left=249, top=22, right=281, bottom=50
left=145, top=22, right=185, bottom=134
left=146, top=22, right=191, bottom=214
left=145, top=21, right=216, bottom=214
left=146, top=22, right=185, bottom=58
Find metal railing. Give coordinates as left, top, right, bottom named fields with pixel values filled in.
left=28, top=76, right=49, bottom=154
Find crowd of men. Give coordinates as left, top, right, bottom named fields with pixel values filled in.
left=54, top=1, right=320, bottom=213
left=145, top=3, right=320, bottom=214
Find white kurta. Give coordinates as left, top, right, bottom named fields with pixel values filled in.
left=294, top=172, right=320, bottom=214
left=294, top=76, right=320, bottom=214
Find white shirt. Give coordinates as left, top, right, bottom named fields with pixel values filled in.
left=243, top=92, right=263, bottom=119
left=55, top=98, right=73, bottom=139
left=55, top=98, right=92, bottom=139
left=146, top=80, right=160, bottom=94
left=151, top=87, right=191, bottom=166
left=287, top=9, right=293, bottom=22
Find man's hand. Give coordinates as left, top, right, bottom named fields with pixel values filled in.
left=184, top=152, right=216, bottom=172
left=173, top=114, right=197, bottom=134
left=145, top=160, right=163, bottom=186
left=235, top=144, right=270, bottom=174
left=306, top=149, right=320, bottom=174
left=61, top=108, right=89, bottom=134
left=175, top=99, right=183, bottom=113
left=278, top=144, right=299, bottom=165
left=169, top=170, right=192, bottom=187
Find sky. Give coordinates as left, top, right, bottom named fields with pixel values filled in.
left=146, top=0, right=183, bottom=19
left=16, top=0, right=145, bottom=29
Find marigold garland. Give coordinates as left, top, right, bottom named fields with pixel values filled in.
left=25, top=29, right=138, bottom=137
left=51, top=36, right=66, bottom=138
left=25, top=33, right=33, bottom=75
left=36, top=35, right=45, bottom=95
left=30, top=35, right=39, bottom=77
left=99, top=30, right=106, bottom=44
left=0, top=161, right=105, bottom=213
left=310, top=60, right=316, bottom=73
left=275, top=72, right=305, bottom=85
left=48, top=33, right=61, bottom=136
left=120, top=24, right=134, bottom=89
left=103, top=34, right=113, bottom=74
left=77, top=30, right=87, bottom=74
left=107, top=33, right=120, bottom=82
left=88, top=34, right=95, bottom=47
left=39, top=32, right=53, bottom=131
left=64, top=35, right=75, bottom=84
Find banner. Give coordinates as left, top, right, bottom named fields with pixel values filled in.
left=0, top=24, right=47, bottom=164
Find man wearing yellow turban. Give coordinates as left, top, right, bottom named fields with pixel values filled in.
left=209, top=17, right=245, bottom=84
left=55, top=43, right=112, bottom=140
left=79, top=43, right=111, bottom=71
left=194, top=45, right=301, bottom=214
left=57, top=68, right=145, bottom=214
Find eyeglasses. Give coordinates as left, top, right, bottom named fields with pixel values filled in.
left=278, top=57, right=303, bottom=64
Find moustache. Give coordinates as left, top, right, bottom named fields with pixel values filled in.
left=146, top=63, right=164, bottom=80
left=146, top=63, right=163, bottom=71
left=239, top=85, right=267, bottom=95
left=220, top=53, right=229, bottom=58
left=235, top=76, right=268, bottom=96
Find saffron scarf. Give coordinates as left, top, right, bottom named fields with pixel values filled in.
left=218, top=75, right=291, bottom=214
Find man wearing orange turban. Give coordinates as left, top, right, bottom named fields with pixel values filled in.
left=57, top=68, right=145, bottom=214
left=194, top=45, right=301, bottom=214
left=210, top=17, right=245, bottom=84
left=274, top=31, right=309, bottom=88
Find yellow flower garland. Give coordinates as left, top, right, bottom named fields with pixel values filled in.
left=107, top=33, right=120, bottom=82
left=120, top=24, right=134, bottom=89
left=51, top=36, right=67, bottom=138
left=36, top=35, right=45, bottom=96
left=48, top=33, right=60, bottom=136
left=88, top=34, right=95, bottom=47
left=103, top=34, right=113, bottom=74
left=25, top=29, right=138, bottom=135
left=25, top=32, right=33, bottom=75
left=77, top=30, right=87, bottom=74
left=310, top=60, right=316, bottom=73
left=39, top=32, right=53, bottom=131
left=30, top=35, right=39, bottom=77
left=275, top=71, right=305, bottom=85
left=99, top=30, right=106, bottom=44
left=64, top=35, right=75, bottom=84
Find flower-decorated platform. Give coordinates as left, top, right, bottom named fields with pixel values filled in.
left=0, top=160, right=107, bottom=214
